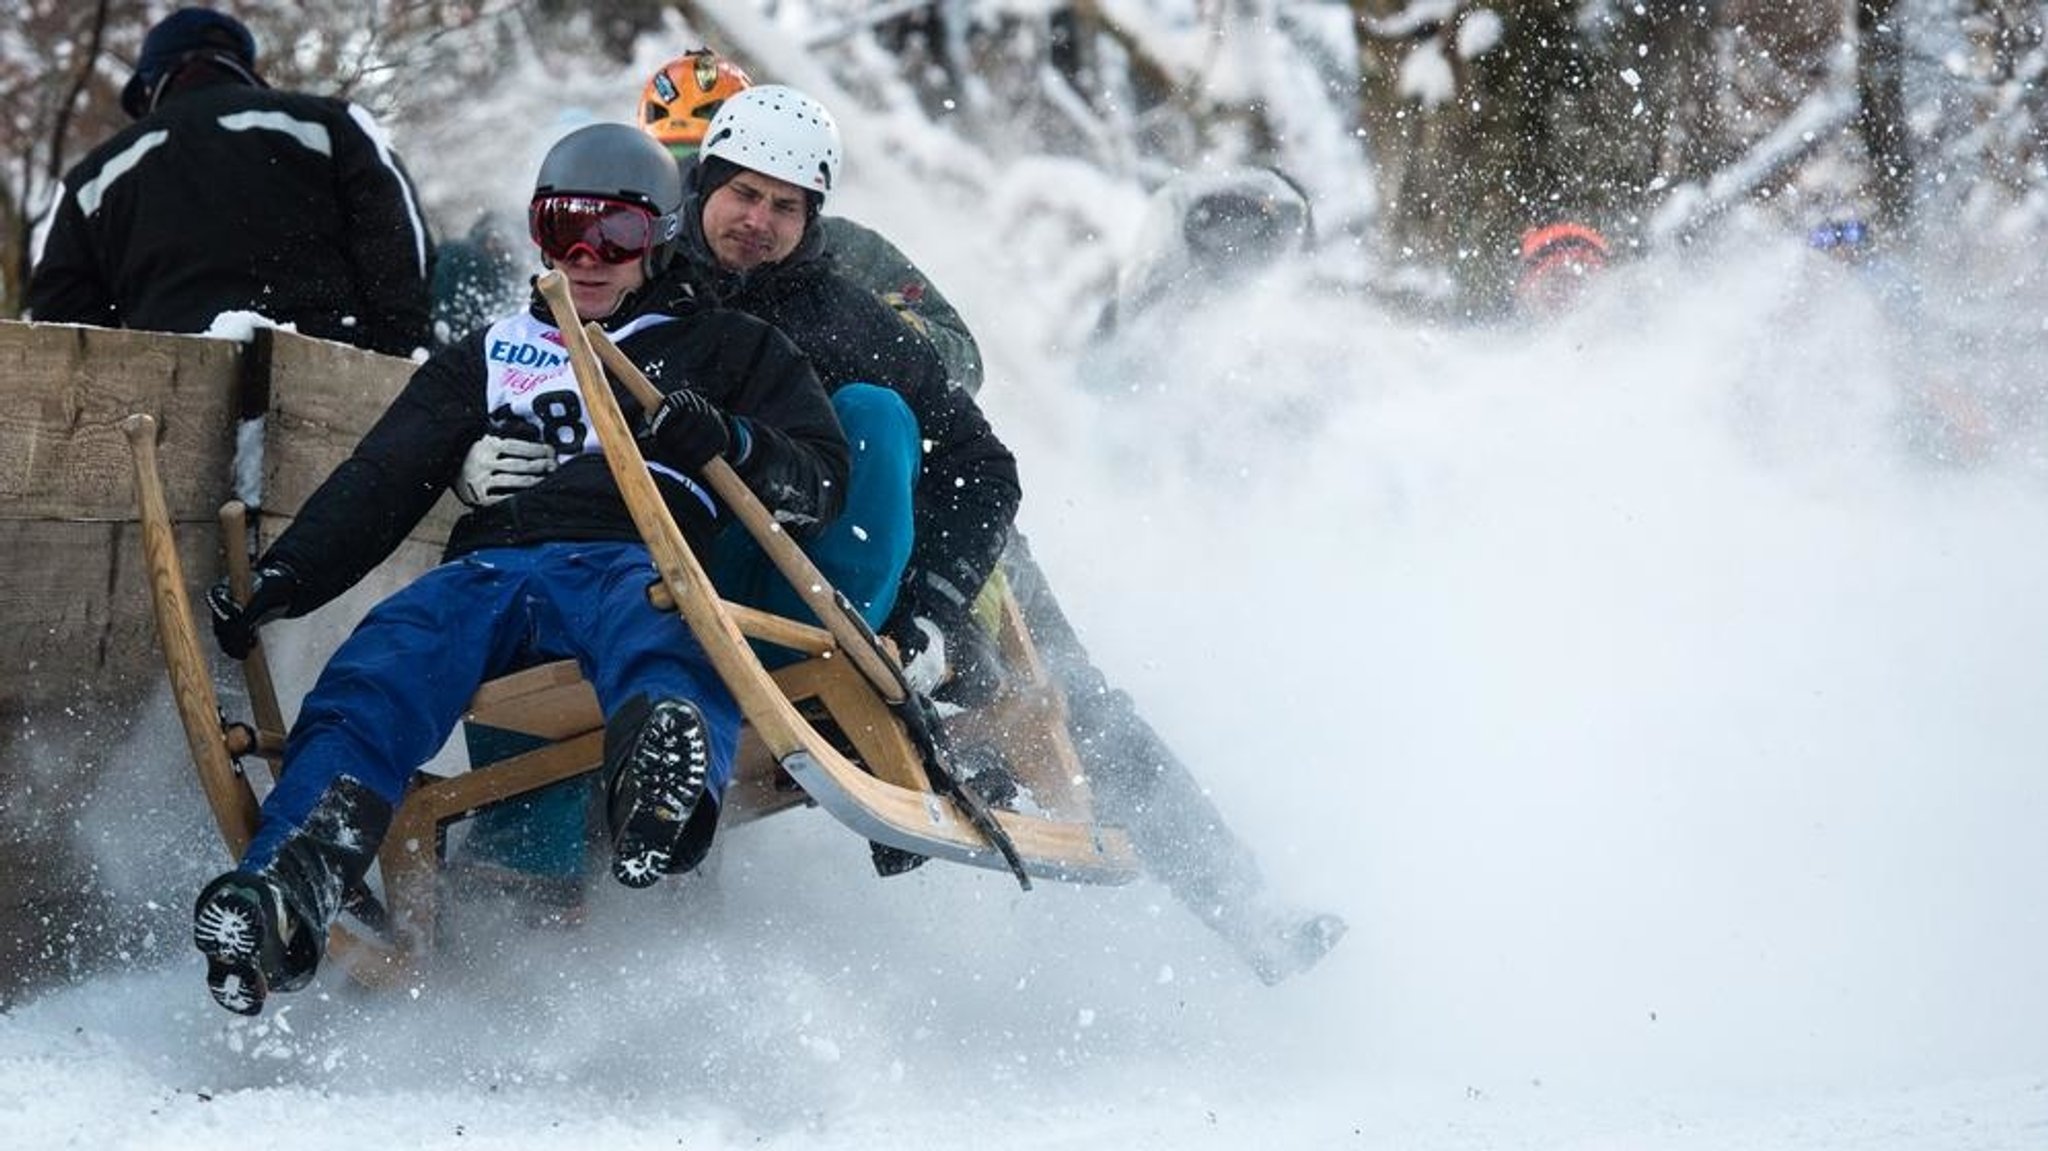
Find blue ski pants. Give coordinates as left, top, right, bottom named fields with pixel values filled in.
left=241, top=541, right=740, bottom=874
left=455, top=384, right=920, bottom=879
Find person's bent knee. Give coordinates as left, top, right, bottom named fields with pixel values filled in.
left=833, top=384, right=919, bottom=465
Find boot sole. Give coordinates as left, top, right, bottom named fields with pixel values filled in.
left=192, top=881, right=272, bottom=1016
left=610, top=700, right=710, bottom=888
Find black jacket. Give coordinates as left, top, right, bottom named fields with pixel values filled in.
left=27, top=76, right=432, bottom=356
left=670, top=200, right=1021, bottom=610
left=265, top=286, right=847, bottom=616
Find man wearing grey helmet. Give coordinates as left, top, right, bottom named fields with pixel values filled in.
left=191, top=122, right=846, bottom=1017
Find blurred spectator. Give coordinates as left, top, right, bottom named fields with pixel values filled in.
left=1805, top=213, right=1995, bottom=462
left=1096, top=165, right=1315, bottom=338
left=1801, top=213, right=1923, bottom=326
left=1512, top=221, right=1610, bottom=319
left=27, top=7, right=432, bottom=357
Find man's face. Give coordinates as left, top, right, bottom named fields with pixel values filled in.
left=702, top=169, right=810, bottom=272
left=551, top=247, right=647, bottom=320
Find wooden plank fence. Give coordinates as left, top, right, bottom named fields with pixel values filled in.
left=0, top=319, right=450, bottom=1003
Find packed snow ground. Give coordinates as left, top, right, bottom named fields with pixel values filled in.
left=9, top=65, right=2048, bottom=1147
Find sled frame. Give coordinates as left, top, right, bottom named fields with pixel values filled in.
left=120, top=302, right=1135, bottom=982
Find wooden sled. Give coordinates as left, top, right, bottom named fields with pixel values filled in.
left=121, top=277, right=1136, bottom=986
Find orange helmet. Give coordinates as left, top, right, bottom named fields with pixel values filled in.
left=1518, top=221, right=1609, bottom=266
left=1514, top=221, right=1610, bottom=315
left=640, top=50, right=754, bottom=152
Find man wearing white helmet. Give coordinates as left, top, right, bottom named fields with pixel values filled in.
left=675, top=84, right=1019, bottom=702
left=635, top=49, right=984, bottom=395
left=683, top=92, right=1343, bottom=979
left=688, top=93, right=1340, bottom=979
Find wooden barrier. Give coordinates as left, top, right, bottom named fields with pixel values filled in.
left=0, top=318, right=444, bottom=1003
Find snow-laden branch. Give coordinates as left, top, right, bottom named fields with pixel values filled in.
left=1646, top=60, right=1860, bottom=245
left=801, top=0, right=943, bottom=51
left=1356, top=0, right=1461, bottom=41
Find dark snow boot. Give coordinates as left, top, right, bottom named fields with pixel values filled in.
left=869, top=840, right=929, bottom=878
left=604, top=694, right=715, bottom=888
left=192, top=776, right=390, bottom=1015
left=192, top=870, right=319, bottom=1016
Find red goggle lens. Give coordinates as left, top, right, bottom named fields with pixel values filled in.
left=529, top=196, right=657, bottom=265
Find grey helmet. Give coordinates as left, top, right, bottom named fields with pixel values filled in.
left=531, top=123, right=685, bottom=275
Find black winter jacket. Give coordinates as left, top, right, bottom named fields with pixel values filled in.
left=264, top=286, right=847, bottom=616
left=27, top=76, right=432, bottom=356
left=670, top=201, right=1021, bottom=610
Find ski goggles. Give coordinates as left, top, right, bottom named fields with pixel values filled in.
left=528, top=195, right=660, bottom=265
left=1183, top=190, right=1309, bottom=263
left=1808, top=219, right=1869, bottom=251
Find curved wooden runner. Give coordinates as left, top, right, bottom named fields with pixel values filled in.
left=122, top=414, right=401, bottom=983
left=219, top=500, right=287, bottom=750
left=121, top=414, right=262, bottom=854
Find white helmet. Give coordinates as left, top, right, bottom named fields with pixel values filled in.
left=700, top=84, right=842, bottom=200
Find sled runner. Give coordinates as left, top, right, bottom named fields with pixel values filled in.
left=121, top=274, right=1136, bottom=984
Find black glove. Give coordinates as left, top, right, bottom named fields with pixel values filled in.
left=885, top=571, right=1005, bottom=708
left=644, top=388, right=730, bottom=472
left=207, top=561, right=298, bottom=661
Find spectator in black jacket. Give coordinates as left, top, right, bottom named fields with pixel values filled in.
left=675, top=86, right=1018, bottom=693
left=26, top=7, right=432, bottom=357
left=188, top=123, right=846, bottom=1017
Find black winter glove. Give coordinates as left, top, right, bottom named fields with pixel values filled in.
left=885, top=571, right=1005, bottom=708
left=207, top=561, right=298, bottom=661
left=644, top=388, right=733, bottom=472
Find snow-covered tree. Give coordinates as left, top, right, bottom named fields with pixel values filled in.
left=6, top=0, right=2048, bottom=320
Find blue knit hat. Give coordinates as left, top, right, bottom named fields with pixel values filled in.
left=120, top=8, right=261, bottom=119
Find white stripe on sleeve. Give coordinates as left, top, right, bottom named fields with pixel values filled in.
left=77, top=130, right=170, bottom=217
left=218, top=109, right=334, bottom=156
left=345, top=103, right=430, bottom=278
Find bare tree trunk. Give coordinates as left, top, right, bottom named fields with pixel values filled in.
left=1856, top=0, right=1913, bottom=231
left=1351, top=0, right=1585, bottom=317
left=3, top=164, right=22, bottom=318
left=1641, top=8, right=1732, bottom=185
left=8, top=0, right=115, bottom=316
left=46, top=0, right=110, bottom=187
left=532, top=0, right=664, bottom=61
